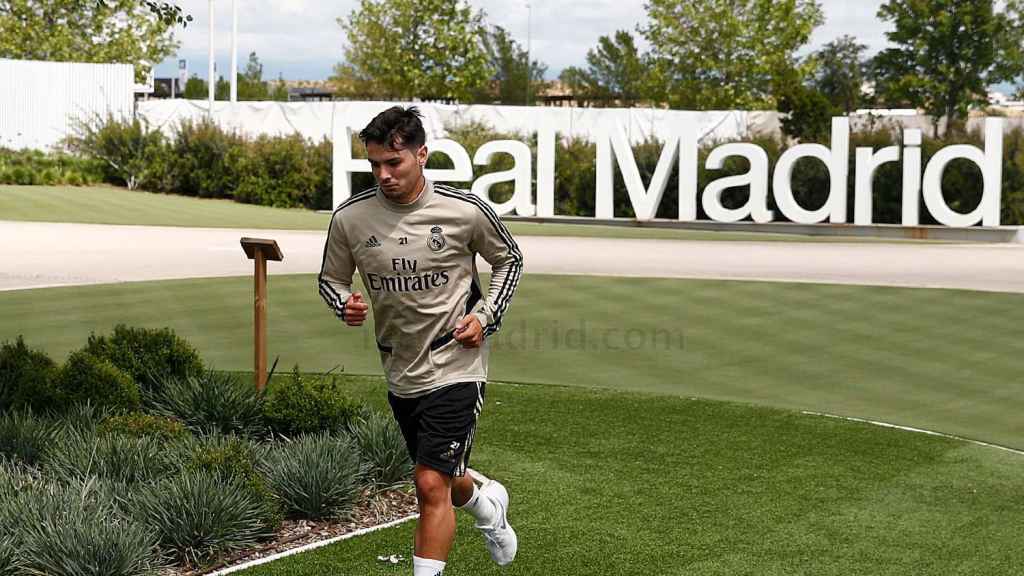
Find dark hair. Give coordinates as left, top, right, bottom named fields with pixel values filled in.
left=359, top=106, right=426, bottom=150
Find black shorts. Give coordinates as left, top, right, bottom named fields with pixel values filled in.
left=388, top=381, right=485, bottom=477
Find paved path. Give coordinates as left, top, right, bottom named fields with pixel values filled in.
left=3, top=220, right=1023, bottom=293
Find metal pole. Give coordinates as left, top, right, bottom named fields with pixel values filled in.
left=525, top=2, right=531, bottom=106
left=254, top=250, right=267, bottom=391
left=230, top=0, right=238, bottom=102
left=208, top=0, right=215, bottom=114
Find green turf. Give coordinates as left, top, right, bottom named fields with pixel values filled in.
left=2, top=273, right=1021, bottom=448
left=0, top=184, right=933, bottom=243
left=232, top=376, right=1024, bottom=575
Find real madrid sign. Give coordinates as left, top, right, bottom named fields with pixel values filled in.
left=333, top=117, right=1005, bottom=228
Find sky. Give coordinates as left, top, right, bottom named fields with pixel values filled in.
left=152, top=0, right=892, bottom=83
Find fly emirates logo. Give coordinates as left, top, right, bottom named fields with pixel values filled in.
left=366, top=257, right=450, bottom=294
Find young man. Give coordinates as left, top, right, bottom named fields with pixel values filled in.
left=318, top=106, right=523, bottom=576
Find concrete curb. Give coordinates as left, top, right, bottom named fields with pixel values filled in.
left=205, top=514, right=419, bottom=576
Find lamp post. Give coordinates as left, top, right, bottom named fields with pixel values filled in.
left=230, top=0, right=238, bottom=102
left=207, top=0, right=215, bottom=114
left=525, top=2, right=531, bottom=106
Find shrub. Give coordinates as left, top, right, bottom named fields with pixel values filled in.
left=127, top=470, right=275, bottom=568
left=147, top=371, right=265, bottom=437
left=82, top=324, right=204, bottom=395
left=54, top=350, right=140, bottom=413
left=65, top=113, right=167, bottom=191
left=181, top=434, right=282, bottom=531
left=12, top=477, right=159, bottom=576
left=97, top=412, right=189, bottom=443
left=263, top=367, right=362, bottom=438
left=259, top=432, right=364, bottom=520
left=0, top=336, right=61, bottom=414
left=45, top=428, right=178, bottom=486
left=0, top=409, right=55, bottom=466
left=349, top=410, right=413, bottom=488
left=235, top=134, right=320, bottom=209
left=166, top=118, right=247, bottom=198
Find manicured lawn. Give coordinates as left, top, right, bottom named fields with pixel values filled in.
left=2, top=273, right=1021, bottom=449
left=0, top=184, right=930, bottom=243
left=232, top=376, right=1024, bottom=575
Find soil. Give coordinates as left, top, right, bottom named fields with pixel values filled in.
left=159, top=486, right=418, bottom=576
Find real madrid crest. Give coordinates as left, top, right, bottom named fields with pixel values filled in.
left=428, top=225, right=447, bottom=252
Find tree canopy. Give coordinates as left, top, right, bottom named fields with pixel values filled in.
left=559, top=30, right=647, bottom=107
left=0, top=0, right=179, bottom=82
left=641, top=0, right=824, bottom=110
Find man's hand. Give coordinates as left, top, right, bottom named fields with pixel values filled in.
left=453, top=314, right=484, bottom=348
left=344, top=292, right=368, bottom=326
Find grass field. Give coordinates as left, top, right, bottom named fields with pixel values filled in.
left=2, top=273, right=1021, bottom=449
left=0, top=184, right=933, bottom=243
left=202, top=376, right=1024, bottom=574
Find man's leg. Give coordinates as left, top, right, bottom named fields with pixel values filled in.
left=414, top=464, right=456, bottom=561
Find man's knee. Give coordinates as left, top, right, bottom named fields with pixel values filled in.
left=415, top=466, right=452, bottom=507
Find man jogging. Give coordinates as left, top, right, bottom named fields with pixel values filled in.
left=318, top=106, right=522, bottom=576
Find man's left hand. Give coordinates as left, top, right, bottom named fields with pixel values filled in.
left=453, top=314, right=484, bottom=348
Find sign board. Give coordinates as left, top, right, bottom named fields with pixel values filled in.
left=333, top=117, right=1005, bottom=228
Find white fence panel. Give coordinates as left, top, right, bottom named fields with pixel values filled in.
left=0, top=59, right=134, bottom=151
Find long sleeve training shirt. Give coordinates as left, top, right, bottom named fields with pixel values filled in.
left=318, top=179, right=523, bottom=397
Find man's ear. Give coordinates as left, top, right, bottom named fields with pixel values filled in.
left=416, top=145, right=428, bottom=167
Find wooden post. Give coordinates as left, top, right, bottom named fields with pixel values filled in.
left=240, top=238, right=284, bottom=392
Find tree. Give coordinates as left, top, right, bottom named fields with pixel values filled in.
left=334, top=0, right=493, bottom=101
left=777, top=82, right=836, bottom=142
left=270, top=74, right=290, bottom=102
left=559, top=30, right=647, bottom=107
left=0, top=0, right=178, bottom=82
left=810, top=35, right=868, bottom=114
left=641, top=0, right=824, bottom=110
left=872, top=0, right=1024, bottom=136
left=479, top=26, right=547, bottom=105
left=87, top=0, right=192, bottom=27
left=237, top=51, right=269, bottom=100
left=182, top=74, right=207, bottom=99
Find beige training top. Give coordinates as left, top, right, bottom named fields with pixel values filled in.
left=318, top=180, right=523, bottom=397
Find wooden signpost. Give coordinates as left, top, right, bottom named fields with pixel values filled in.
left=240, top=237, right=284, bottom=391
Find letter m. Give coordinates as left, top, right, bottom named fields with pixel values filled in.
left=596, top=123, right=682, bottom=221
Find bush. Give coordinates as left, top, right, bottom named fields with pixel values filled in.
left=54, top=350, right=140, bottom=413
left=349, top=410, right=413, bottom=488
left=263, top=367, right=362, bottom=438
left=259, top=432, right=364, bottom=520
left=147, top=371, right=265, bottom=437
left=45, top=428, right=178, bottom=486
left=65, top=113, right=167, bottom=191
left=0, top=410, right=55, bottom=467
left=0, top=336, right=61, bottom=414
left=98, top=412, right=190, bottom=443
left=0, top=148, right=104, bottom=187
left=12, top=478, right=160, bottom=576
left=165, top=118, right=247, bottom=198
left=82, top=324, right=204, bottom=395
left=127, top=470, right=275, bottom=568
left=181, top=434, right=282, bottom=531
left=235, top=134, right=321, bottom=208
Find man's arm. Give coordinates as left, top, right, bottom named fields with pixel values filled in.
left=318, top=214, right=366, bottom=325
left=467, top=201, right=524, bottom=338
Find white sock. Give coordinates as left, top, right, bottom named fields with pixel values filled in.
left=458, top=483, right=498, bottom=527
left=413, top=555, right=446, bottom=576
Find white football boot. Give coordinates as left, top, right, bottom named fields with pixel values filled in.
left=467, top=469, right=518, bottom=566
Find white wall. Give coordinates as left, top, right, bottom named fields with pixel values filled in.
left=0, top=59, right=134, bottom=151
left=136, top=99, right=779, bottom=145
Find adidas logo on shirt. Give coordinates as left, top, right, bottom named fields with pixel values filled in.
left=365, top=235, right=382, bottom=248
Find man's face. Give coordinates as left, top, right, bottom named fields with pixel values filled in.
left=366, top=140, right=428, bottom=203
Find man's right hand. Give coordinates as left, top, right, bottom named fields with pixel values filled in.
left=344, top=292, right=368, bottom=326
